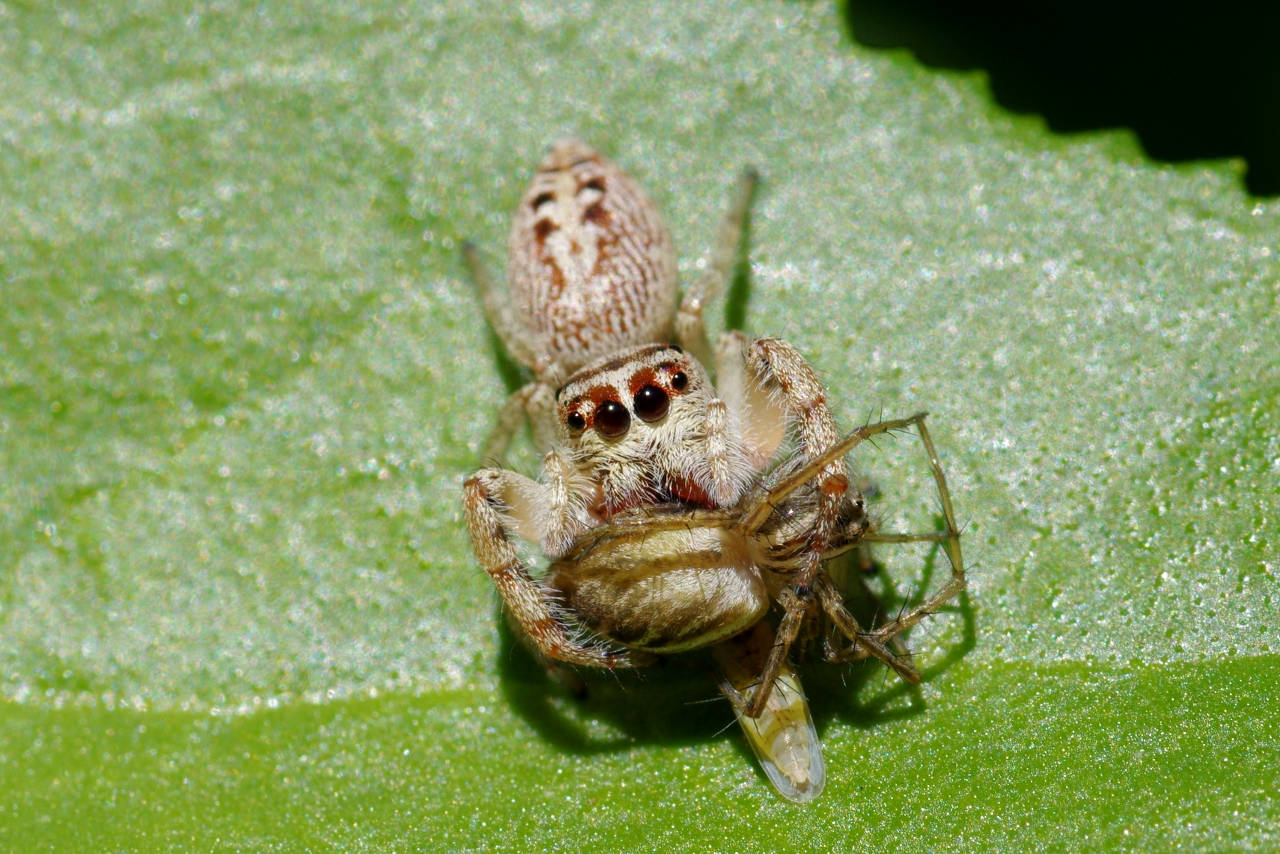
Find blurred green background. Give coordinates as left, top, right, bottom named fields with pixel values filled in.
left=2, top=1, right=1277, bottom=850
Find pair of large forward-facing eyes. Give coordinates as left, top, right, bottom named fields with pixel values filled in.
left=566, top=369, right=689, bottom=438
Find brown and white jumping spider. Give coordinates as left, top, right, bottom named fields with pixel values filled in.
left=462, top=141, right=965, bottom=802
left=463, top=138, right=752, bottom=460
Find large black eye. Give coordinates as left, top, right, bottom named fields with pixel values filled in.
left=633, top=384, right=669, bottom=422
left=566, top=410, right=586, bottom=432
left=594, top=400, right=630, bottom=437
left=670, top=371, right=688, bottom=392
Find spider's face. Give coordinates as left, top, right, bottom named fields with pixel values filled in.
left=557, top=343, right=707, bottom=449
left=556, top=344, right=719, bottom=511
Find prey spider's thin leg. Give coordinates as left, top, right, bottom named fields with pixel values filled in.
left=676, top=167, right=759, bottom=368
left=741, top=414, right=925, bottom=534
left=838, top=562, right=915, bottom=663
left=864, top=416, right=966, bottom=642
left=813, top=573, right=920, bottom=682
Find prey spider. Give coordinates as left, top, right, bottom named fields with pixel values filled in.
left=462, top=140, right=965, bottom=801
left=539, top=410, right=965, bottom=800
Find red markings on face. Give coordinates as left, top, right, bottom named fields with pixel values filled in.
left=533, top=220, right=555, bottom=244
left=627, top=367, right=657, bottom=398
left=626, top=360, right=690, bottom=398
left=561, top=352, right=691, bottom=437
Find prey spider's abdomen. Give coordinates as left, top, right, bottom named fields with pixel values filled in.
left=544, top=526, right=768, bottom=654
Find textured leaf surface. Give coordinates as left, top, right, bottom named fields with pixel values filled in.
left=2, top=1, right=1276, bottom=850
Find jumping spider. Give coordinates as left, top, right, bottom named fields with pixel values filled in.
left=463, top=138, right=752, bottom=460
left=462, top=140, right=965, bottom=801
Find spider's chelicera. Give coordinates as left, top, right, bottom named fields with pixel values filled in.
left=462, top=140, right=966, bottom=803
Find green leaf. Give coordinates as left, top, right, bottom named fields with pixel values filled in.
left=2, top=1, right=1276, bottom=850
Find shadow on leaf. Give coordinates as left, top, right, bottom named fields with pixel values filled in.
left=841, top=0, right=1280, bottom=196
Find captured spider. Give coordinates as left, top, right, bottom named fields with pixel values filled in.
left=462, top=141, right=965, bottom=801
left=550, top=410, right=965, bottom=687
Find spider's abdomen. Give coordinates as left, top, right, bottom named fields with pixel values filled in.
left=545, top=526, right=767, bottom=654
left=509, top=139, right=677, bottom=377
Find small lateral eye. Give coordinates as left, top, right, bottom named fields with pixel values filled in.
left=594, top=400, right=630, bottom=437
left=582, top=178, right=605, bottom=193
left=531, top=192, right=554, bottom=211
left=670, top=371, right=688, bottom=392
left=566, top=410, right=586, bottom=432
left=633, top=384, right=669, bottom=422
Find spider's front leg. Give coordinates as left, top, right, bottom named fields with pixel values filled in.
left=725, top=336, right=858, bottom=718
left=463, top=450, right=634, bottom=670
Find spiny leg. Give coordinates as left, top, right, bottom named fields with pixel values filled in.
left=742, top=414, right=926, bottom=533
left=813, top=415, right=965, bottom=658
left=463, top=466, right=632, bottom=670
left=861, top=416, right=966, bottom=643
left=676, top=167, right=759, bottom=368
left=738, top=584, right=816, bottom=718
left=821, top=555, right=915, bottom=666
left=480, top=381, right=557, bottom=461
left=813, top=573, right=920, bottom=681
